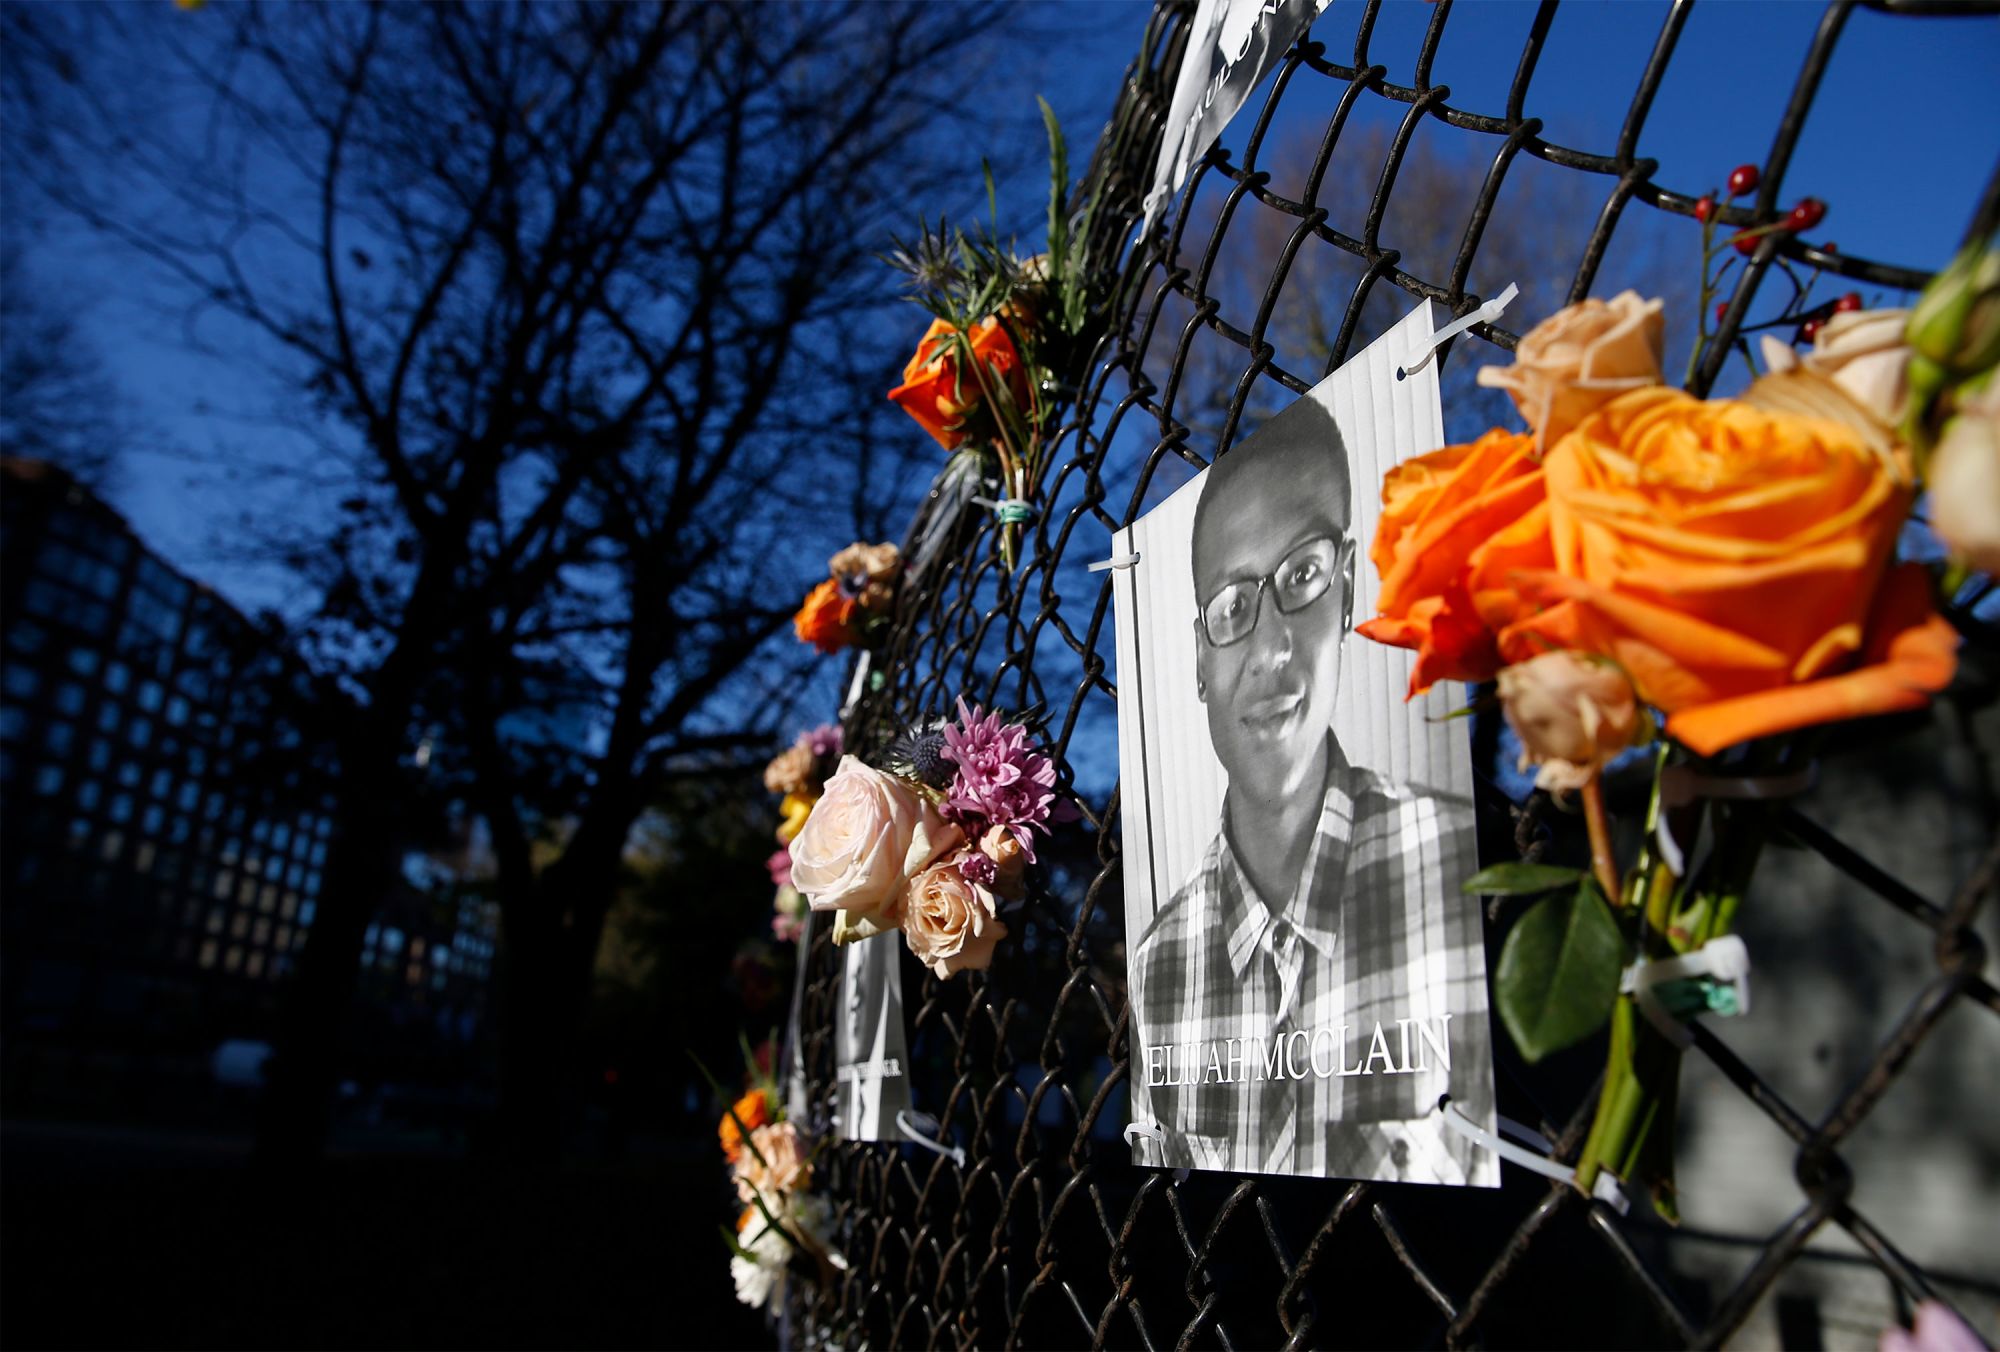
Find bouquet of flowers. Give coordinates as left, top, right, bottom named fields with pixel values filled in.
left=1356, top=210, right=1992, bottom=1211
left=883, top=101, right=1111, bottom=569
left=711, top=1042, right=842, bottom=1312
left=784, top=699, right=1064, bottom=976
left=763, top=724, right=842, bottom=941
left=793, top=543, right=902, bottom=655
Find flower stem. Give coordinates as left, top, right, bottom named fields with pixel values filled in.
left=1582, top=778, right=1622, bottom=906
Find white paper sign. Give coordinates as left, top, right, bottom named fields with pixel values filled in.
left=834, top=934, right=912, bottom=1140
left=1113, top=302, right=1498, bottom=1186
left=1143, top=0, right=1333, bottom=234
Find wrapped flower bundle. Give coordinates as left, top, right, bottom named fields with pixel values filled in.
left=711, top=1048, right=842, bottom=1313
left=1356, top=216, right=1992, bottom=1213
left=792, top=542, right=902, bottom=655
left=785, top=699, right=1062, bottom=978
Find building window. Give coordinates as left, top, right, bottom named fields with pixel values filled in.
left=213, top=870, right=233, bottom=899
left=105, top=661, right=129, bottom=694
left=229, top=912, right=248, bottom=939
left=117, top=761, right=140, bottom=788
left=298, top=900, right=316, bottom=928
left=246, top=951, right=265, bottom=980
left=0, top=706, right=24, bottom=741
left=205, top=907, right=225, bottom=934
left=87, top=739, right=110, bottom=772
left=99, top=830, right=124, bottom=863
left=259, top=884, right=277, bottom=913
left=33, top=764, right=63, bottom=796
left=44, top=722, right=74, bottom=757
left=108, top=793, right=132, bottom=823
left=96, top=702, right=119, bottom=735
left=136, top=680, right=164, bottom=714
left=280, top=893, right=298, bottom=920
left=3, top=665, right=39, bottom=699
left=251, top=918, right=270, bottom=945
left=134, top=841, right=156, bottom=873
left=140, top=804, right=164, bottom=836
left=199, top=939, right=218, bottom=969
left=275, top=925, right=292, bottom=950
left=223, top=945, right=242, bottom=974
left=165, top=694, right=189, bottom=727
left=128, top=717, right=151, bottom=750
left=66, top=647, right=101, bottom=677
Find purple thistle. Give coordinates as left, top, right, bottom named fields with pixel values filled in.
left=938, top=697, right=1059, bottom=863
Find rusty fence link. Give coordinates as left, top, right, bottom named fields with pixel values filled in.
left=789, top=2, right=2000, bottom=1346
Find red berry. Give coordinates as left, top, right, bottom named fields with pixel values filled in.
left=1714, top=300, right=1729, bottom=325
left=1785, top=197, right=1827, bottom=231
left=1797, top=318, right=1822, bottom=343
left=1694, top=194, right=1716, bottom=224
left=1821, top=240, right=1839, bottom=254
left=1732, top=232, right=1759, bottom=256
left=1727, top=164, right=1760, bottom=197
left=1835, top=292, right=1862, bottom=313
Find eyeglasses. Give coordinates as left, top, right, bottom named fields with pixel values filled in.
left=1196, top=534, right=1344, bottom=648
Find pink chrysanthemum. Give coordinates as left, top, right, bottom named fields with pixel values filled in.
left=766, top=848, right=793, bottom=889
left=803, top=723, right=843, bottom=759
left=938, top=698, right=1058, bottom=862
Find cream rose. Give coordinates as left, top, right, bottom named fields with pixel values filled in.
left=1477, top=291, right=1665, bottom=452
left=901, top=855, right=1008, bottom=979
left=1757, top=307, right=1912, bottom=439
left=1497, top=651, right=1644, bottom=793
left=1928, top=381, right=2000, bottom=572
left=788, top=756, right=959, bottom=917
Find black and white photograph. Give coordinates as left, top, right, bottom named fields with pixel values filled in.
left=1142, top=0, right=1333, bottom=232
left=1113, top=304, right=1498, bottom=1185
left=833, top=932, right=912, bottom=1141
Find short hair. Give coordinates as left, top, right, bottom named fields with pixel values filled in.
left=1192, top=396, right=1351, bottom=589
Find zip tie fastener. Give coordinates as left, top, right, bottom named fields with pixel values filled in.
left=1621, top=934, right=1752, bottom=1050
left=895, top=1109, right=966, bottom=1168
left=1435, top=1096, right=1629, bottom=1214
left=1400, top=283, right=1519, bottom=379
left=1655, top=763, right=1817, bottom=877
left=1088, top=552, right=1141, bottom=573
left=971, top=496, right=1038, bottom=526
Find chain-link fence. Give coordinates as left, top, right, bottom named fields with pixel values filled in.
left=791, top=2, right=2000, bottom=1345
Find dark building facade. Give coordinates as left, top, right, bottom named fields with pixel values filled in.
left=0, top=459, right=497, bottom=1116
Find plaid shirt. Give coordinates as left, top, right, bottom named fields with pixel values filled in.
left=1129, top=742, right=1494, bottom=1184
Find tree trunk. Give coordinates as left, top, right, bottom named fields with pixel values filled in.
left=253, top=740, right=404, bottom=1168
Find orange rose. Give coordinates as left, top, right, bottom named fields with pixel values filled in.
left=792, top=578, right=856, bottom=654
left=887, top=315, right=1029, bottom=450
left=1497, top=387, right=1956, bottom=755
left=719, top=1088, right=775, bottom=1164
left=1357, top=427, right=1548, bottom=694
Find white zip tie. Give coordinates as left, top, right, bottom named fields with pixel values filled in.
left=895, top=1109, right=966, bottom=1168
left=1089, top=552, right=1142, bottom=573
left=1655, top=763, right=1815, bottom=880
left=1400, top=283, right=1519, bottom=379
left=1435, top=1097, right=1629, bottom=1213
left=1621, top=934, right=1752, bottom=1050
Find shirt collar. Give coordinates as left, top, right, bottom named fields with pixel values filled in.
left=1216, top=737, right=1359, bottom=976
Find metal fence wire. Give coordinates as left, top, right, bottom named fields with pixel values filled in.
left=790, top=2, right=2000, bottom=1347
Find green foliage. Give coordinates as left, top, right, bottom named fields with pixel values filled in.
left=1463, top=862, right=1585, bottom=896
left=1495, top=881, right=1627, bottom=1063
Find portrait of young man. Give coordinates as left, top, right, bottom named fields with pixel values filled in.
left=1122, top=388, right=1495, bottom=1185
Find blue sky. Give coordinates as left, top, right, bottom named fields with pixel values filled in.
left=27, top=0, right=2000, bottom=621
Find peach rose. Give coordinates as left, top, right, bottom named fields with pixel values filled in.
left=828, top=541, right=901, bottom=613
left=1476, top=292, right=1665, bottom=451
left=1926, top=383, right=2000, bottom=572
left=734, top=1119, right=811, bottom=1205
left=1496, top=651, right=1644, bottom=792
left=788, top=756, right=960, bottom=919
left=1498, top=387, right=1956, bottom=755
left=1356, top=427, right=1549, bottom=694
left=764, top=744, right=816, bottom=796
left=978, top=825, right=1026, bottom=900
left=792, top=578, right=856, bottom=654
left=886, top=315, right=1030, bottom=451
left=901, top=855, right=1008, bottom=979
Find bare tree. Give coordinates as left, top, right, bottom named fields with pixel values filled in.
left=7, top=0, right=1011, bottom=1163
left=0, top=244, right=125, bottom=487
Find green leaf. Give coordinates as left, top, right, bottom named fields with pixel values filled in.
left=1463, top=862, right=1586, bottom=896
left=1495, top=883, right=1626, bottom=1062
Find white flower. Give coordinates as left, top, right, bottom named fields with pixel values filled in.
left=730, top=1217, right=790, bottom=1310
